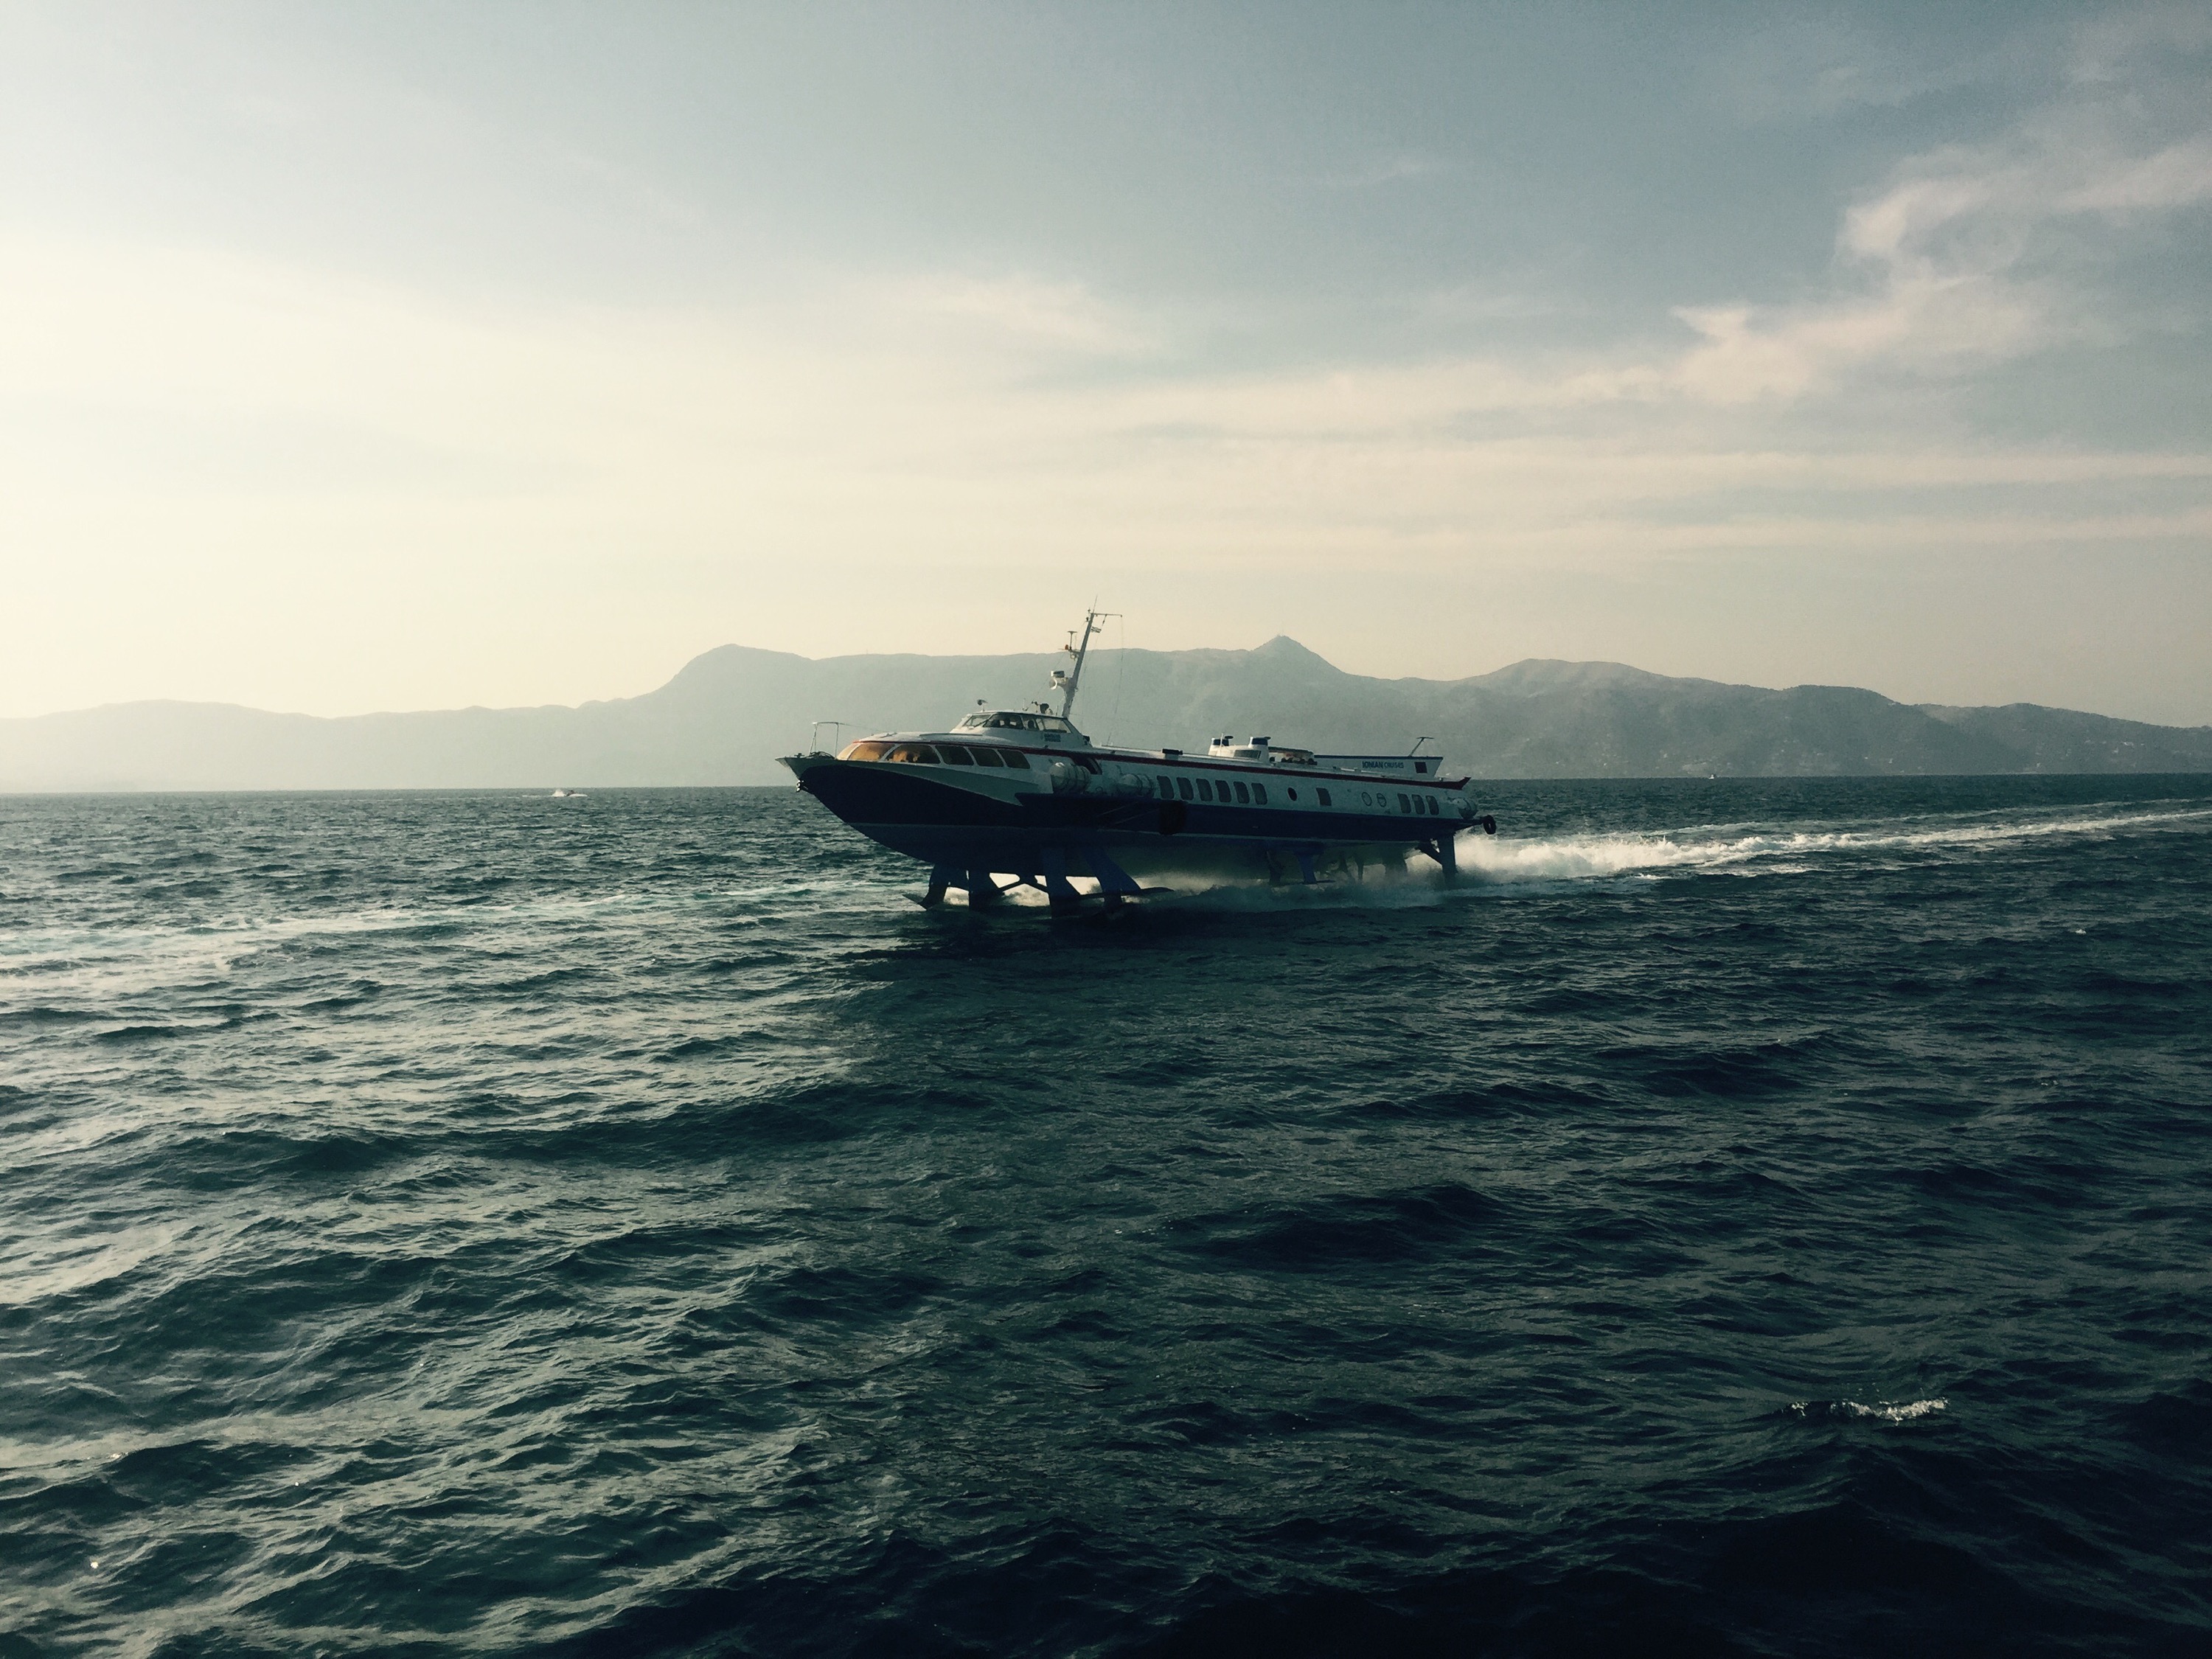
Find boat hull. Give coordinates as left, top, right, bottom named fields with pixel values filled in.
left=785, top=756, right=1461, bottom=886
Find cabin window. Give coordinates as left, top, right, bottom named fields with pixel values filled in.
left=1251, top=783, right=1267, bottom=805
left=1234, top=782, right=1251, bottom=804
left=1156, top=775, right=1173, bottom=796
left=938, top=745, right=973, bottom=765
left=1398, top=793, right=1412, bottom=813
left=999, top=749, right=1030, bottom=769
left=1415, top=762, right=1427, bottom=774
left=1177, top=776, right=1194, bottom=800
left=1196, top=778, right=1214, bottom=801
left=840, top=740, right=891, bottom=761
left=1287, top=788, right=1297, bottom=801
left=1318, top=788, right=1331, bottom=806
left=968, top=747, right=1002, bottom=766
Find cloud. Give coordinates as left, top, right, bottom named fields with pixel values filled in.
left=1846, top=135, right=2212, bottom=263
left=1083, top=80, right=2212, bottom=422
left=1660, top=281, right=2041, bottom=404
left=1594, top=16, right=2212, bottom=409
left=1647, top=95, right=2212, bottom=406
left=2056, top=135, right=2212, bottom=213
left=3, top=214, right=2194, bottom=608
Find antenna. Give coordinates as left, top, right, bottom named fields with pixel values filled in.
left=1054, top=607, right=1119, bottom=722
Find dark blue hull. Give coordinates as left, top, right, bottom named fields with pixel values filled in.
left=792, top=758, right=1460, bottom=888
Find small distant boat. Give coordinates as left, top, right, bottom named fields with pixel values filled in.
left=780, top=608, right=1498, bottom=911
left=550, top=788, right=588, bottom=799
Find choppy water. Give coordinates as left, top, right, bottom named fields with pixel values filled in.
left=4, top=778, right=2210, bottom=1658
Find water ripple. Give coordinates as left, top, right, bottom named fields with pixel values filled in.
left=2, top=778, right=2208, bottom=1657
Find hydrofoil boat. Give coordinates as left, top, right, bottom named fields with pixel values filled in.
left=779, top=611, right=1497, bottom=910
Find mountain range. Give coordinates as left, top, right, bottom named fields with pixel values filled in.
left=4, top=637, right=2208, bottom=790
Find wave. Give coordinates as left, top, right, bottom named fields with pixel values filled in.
left=1791, top=1397, right=1949, bottom=1424
left=0, top=882, right=894, bottom=1011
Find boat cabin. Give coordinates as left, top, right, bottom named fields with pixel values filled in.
left=954, top=709, right=1088, bottom=744
left=1208, top=734, right=1447, bottom=778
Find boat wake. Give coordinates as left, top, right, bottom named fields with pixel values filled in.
left=1454, top=802, right=2212, bottom=888
left=1111, top=800, right=2212, bottom=910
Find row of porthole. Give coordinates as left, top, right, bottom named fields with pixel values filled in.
left=1153, top=773, right=1284, bottom=806
left=1344, top=787, right=1444, bottom=815
left=1380, top=790, right=1444, bottom=816
left=1152, top=774, right=1444, bottom=816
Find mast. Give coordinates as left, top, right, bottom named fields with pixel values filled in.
left=1053, top=608, right=1110, bottom=721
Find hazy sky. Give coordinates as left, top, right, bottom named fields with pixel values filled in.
left=4, top=3, right=2211, bottom=722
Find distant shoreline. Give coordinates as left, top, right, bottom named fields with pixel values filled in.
left=4, top=641, right=2208, bottom=791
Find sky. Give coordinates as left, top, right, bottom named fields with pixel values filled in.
left=3, top=2, right=2211, bottom=724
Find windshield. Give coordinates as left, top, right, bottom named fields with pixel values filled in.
left=956, top=711, right=1071, bottom=733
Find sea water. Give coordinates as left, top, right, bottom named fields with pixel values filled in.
left=3, top=778, right=2208, bottom=1656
